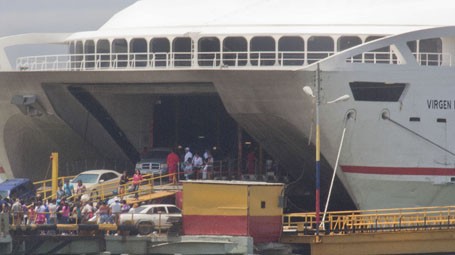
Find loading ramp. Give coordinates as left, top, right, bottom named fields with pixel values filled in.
left=281, top=205, right=455, bottom=255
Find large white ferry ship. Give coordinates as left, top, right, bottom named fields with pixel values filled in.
left=1, top=0, right=455, bottom=210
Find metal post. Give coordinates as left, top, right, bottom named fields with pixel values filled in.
left=315, top=63, right=321, bottom=235
left=51, top=152, right=59, bottom=199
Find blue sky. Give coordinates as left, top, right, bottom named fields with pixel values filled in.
left=0, top=0, right=137, bottom=36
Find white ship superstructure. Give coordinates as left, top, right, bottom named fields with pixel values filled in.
left=1, top=0, right=455, bottom=210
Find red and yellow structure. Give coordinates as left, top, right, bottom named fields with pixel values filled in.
left=182, top=181, right=284, bottom=243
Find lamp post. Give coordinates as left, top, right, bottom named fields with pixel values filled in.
left=303, top=63, right=350, bottom=235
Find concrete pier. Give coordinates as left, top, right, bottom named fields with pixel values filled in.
left=106, top=235, right=253, bottom=255
left=7, top=234, right=252, bottom=255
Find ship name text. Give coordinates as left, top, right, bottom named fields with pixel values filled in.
left=427, top=99, right=453, bottom=110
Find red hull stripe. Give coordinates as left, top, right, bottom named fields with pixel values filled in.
left=183, top=215, right=282, bottom=243
left=341, top=165, right=455, bottom=176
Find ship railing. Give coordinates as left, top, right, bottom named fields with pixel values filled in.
left=283, top=205, right=455, bottom=235
left=412, top=52, right=452, bottom=66
left=15, top=50, right=333, bottom=71
left=345, top=51, right=452, bottom=66
left=16, top=50, right=453, bottom=71
left=346, top=51, right=398, bottom=64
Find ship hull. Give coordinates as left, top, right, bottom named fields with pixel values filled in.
left=313, top=65, right=455, bottom=210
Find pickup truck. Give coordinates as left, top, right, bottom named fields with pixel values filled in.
left=135, top=148, right=171, bottom=175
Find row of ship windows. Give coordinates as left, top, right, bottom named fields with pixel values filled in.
left=69, top=36, right=442, bottom=66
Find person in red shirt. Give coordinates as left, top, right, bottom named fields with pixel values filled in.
left=167, top=149, right=180, bottom=184
left=132, top=169, right=143, bottom=198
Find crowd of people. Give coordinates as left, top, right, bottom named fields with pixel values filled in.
left=140, top=145, right=276, bottom=182
left=0, top=193, right=138, bottom=231
left=2, top=196, right=81, bottom=226
left=166, top=147, right=214, bottom=182
left=0, top=146, right=214, bottom=228
left=0, top=175, right=141, bottom=229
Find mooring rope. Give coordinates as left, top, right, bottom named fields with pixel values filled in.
left=384, top=114, right=455, bottom=157
left=320, top=114, right=351, bottom=228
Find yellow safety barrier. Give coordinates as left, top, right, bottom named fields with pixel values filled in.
left=34, top=172, right=179, bottom=204
left=57, top=173, right=179, bottom=205
left=283, top=205, right=455, bottom=235
left=32, top=157, right=251, bottom=203
left=34, top=176, right=76, bottom=201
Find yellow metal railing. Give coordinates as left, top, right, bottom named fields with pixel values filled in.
left=33, top=156, right=274, bottom=203
left=34, top=176, right=75, bottom=201
left=34, top=172, right=178, bottom=203
left=67, top=172, right=178, bottom=203
left=283, top=205, right=455, bottom=235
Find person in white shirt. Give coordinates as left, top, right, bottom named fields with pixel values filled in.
left=81, top=202, right=94, bottom=223
left=184, top=147, right=193, bottom=163
left=203, top=149, right=210, bottom=161
left=203, top=152, right=214, bottom=180
left=110, top=199, right=122, bottom=225
left=35, top=201, right=47, bottom=224
left=192, top=153, right=203, bottom=178
left=48, top=199, right=57, bottom=225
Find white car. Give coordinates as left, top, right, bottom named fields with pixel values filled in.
left=71, top=169, right=122, bottom=197
left=119, top=204, right=182, bottom=235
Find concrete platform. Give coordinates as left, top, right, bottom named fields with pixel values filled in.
left=106, top=235, right=253, bottom=255
left=281, top=228, right=455, bottom=255
left=8, top=232, right=253, bottom=255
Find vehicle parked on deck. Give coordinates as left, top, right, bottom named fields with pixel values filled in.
left=135, top=147, right=171, bottom=176
left=71, top=169, right=122, bottom=197
left=119, top=204, right=182, bottom=235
